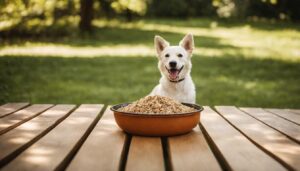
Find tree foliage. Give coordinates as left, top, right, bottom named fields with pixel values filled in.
left=0, top=0, right=299, bottom=35
left=212, top=0, right=300, bottom=20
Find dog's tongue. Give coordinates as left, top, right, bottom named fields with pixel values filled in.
left=169, top=70, right=179, bottom=80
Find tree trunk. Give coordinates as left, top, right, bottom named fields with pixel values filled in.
left=234, top=0, right=250, bottom=19
left=79, top=0, right=94, bottom=31
left=99, top=0, right=113, bottom=18
left=125, top=8, right=133, bottom=22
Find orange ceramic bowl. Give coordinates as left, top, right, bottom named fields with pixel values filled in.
left=110, top=103, right=203, bottom=136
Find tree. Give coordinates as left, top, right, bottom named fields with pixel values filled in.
left=111, top=0, right=147, bottom=21
left=99, top=0, right=114, bottom=18
left=79, top=0, right=94, bottom=31
left=233, top=0, right=250, bottom=19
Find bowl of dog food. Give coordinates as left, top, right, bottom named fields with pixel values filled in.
left=110, top=95, right=203, bottom=136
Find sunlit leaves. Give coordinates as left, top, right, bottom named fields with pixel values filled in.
left=111, top=0, right=147, bottom=15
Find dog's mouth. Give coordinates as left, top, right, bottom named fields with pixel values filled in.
left=165, top=65, right=184, bottom=80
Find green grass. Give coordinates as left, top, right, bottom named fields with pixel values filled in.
left=0, top=18, right=300, bottom=107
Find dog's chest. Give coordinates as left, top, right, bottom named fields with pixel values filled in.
left=166, top=85, right=193, bottom=102
left=150, top=76, right=196, bottom=103
left=158, top=79, right=195, bottom=103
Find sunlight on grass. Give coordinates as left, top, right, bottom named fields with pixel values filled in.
left=1, top=19, right=300, bottom=61
left=1, top=43, right=299, bottom=61
left=0, top=44, right=154, bottom=57
left=1, top=55, right=299, bottom=107
left=94, top=19, right=300, bottom=61
left=0, top=43, right=249, bottom=58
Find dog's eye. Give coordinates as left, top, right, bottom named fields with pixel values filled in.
left=177, top=53, right=183, bottom=57
left=165, top=54, right=170, bottom=58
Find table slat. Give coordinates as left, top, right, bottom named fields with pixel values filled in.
left=201, top=106, right=286, bottom=171
left=0, top=105, right=76, bottom=165
left=286, top=109, right=300, bottom=115
left=1, top=104, right=103, bottom=171
left=0, top=103, right=30, bottom=118
left=66, top=107, right=125, bottom=171
left=126, top=137, right=164, bottom=171
left=266, top=108, right=300, bottom=125
left=0, top=104, right=53, bottom=135
left=240, top=107, right=300, bottom=143
left=168, top=126, right=222, bottom=171
left=215, top=106, right=300, bottom=170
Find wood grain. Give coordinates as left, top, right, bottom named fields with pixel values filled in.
left=0, top=104, right=53, bottom=135
left=0, top=103, right=30, bottom=118
left=0, top=105, right=76, bottom=165
left=215, top=106, right=300, bottom=170
left=286, top=109, right=300, bottom=115
left=126, top=136, right=164, bottom=171
left=240, top=107, right=300, bottom=143
left=168, top=125, right=222, bottom=171
left=201, top=106, right=286, bottom=171
left=66, top=107, right=126, bottom=171
left=265, top=108, right=300, bottom=125
left=1, top=104, right=103, bottom=171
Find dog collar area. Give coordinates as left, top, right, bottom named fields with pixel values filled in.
left=169, top=78, right=185, bottom=83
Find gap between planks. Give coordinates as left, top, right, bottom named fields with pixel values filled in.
left=167, top=125, right=222, bottom=171
left=0, top=104, right=54, bottom=135
left=240, top=107, right=300, bottom=144
left=56, top=105, right=107, bottom=171
left=201, top=106, right=286, bottom=171
left=126, top=136, right=165, bottom=171
left=0, top=103, right=30, bottom=118
left=66, top=106, right=126, bottom=171
left=286, top=109, right=300, bottom=115
left=1, top=104, right=105, bottom=171
left=215, top=106, right=300, bottom=171
left=0, top=105, right=78, bottom=167
left=1, top=104, right=296, bottom=171
left=265, top=108, right=300, bottom=126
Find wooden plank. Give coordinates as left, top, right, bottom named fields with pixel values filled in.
left=0, top=104, right=53, bottom=135
left=265, top=108, right=300, bottom=125
left=0, top=105, right=76, bottom=165
left=126, top=137, right=164, bottom=171
left=215, top=106, right=300, bottom=170
left=240, top=107, right=300, bottom=143
left=168, top=126, right=222, bottom=171
left=66, top=107, right=125, bottom=171
left=0, top=103, right=30, bottom=118
left=200, top=106, right=286, bottom=171
left=286, top=109, right=300, bottom=115
left=1, top=104, right=103, bottom=171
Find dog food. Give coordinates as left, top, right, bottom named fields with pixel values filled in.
left=118, top=95, right=196, bottom=114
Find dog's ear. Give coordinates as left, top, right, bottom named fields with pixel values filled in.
left=179, top=33, right=194, bottom=56
left=154, top=35, right=169, bottom=56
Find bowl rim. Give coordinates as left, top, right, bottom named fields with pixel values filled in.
left=110, top=102, right=203, bottom=117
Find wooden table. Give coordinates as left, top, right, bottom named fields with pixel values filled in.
left=0, top=103, right=299, bottom=171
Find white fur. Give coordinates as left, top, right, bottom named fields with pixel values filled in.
left=150, top=34, right=196, bottom=103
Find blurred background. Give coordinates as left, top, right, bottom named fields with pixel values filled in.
left=0, top=0, right=299, bottom=107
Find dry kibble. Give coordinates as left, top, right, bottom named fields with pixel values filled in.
left=118, top=95, right=196, bottom=114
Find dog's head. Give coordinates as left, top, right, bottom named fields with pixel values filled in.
left=154, top=34, right=194, bottom=81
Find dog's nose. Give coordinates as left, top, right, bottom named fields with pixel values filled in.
left=169, top=61, right=177, bottom=68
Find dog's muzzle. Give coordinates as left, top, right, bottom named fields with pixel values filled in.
left=165, top=65, right=184, bottom=81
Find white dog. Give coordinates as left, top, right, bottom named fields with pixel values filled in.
left=150, top=33, right=196, bottom=103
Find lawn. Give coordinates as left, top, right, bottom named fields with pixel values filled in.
left=0, top=18, right=300, bottom=108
